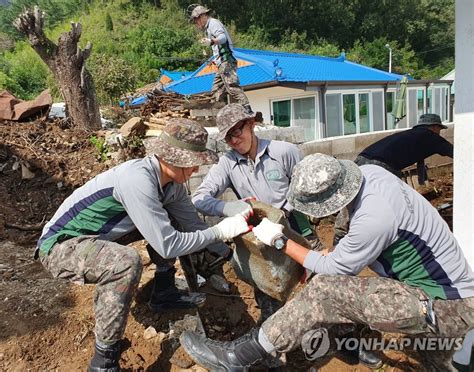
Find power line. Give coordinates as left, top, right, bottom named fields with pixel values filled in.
left=416, top=44, right=454, bottom=55
left=152, top=56, right=206, bottom=61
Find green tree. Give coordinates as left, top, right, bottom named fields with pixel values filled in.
left=347, top=38, right=419, bottom=77
left=0, top=0, right=85, bottom=39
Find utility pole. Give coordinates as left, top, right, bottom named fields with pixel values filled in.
left=385, top=44, right=392, bottom=73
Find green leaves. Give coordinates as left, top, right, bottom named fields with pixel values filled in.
left=89, top=135, right=109, bottom=162
left=0, top=0, right=455, bottom=103
left=87, top=54, right=139, bottom=105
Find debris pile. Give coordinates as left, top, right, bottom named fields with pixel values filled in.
left=136, top=90, right=224, bottom=135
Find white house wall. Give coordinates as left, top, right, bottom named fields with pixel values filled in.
left=245, top=82, right=452, bottom=139
left=453, top=0, right=474, bottom=266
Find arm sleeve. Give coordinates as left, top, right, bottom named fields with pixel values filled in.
left=302, top=196, right=398, bottom=275
left=192, top=159, right=232, bottom=217
left=431, top=135, right=453, bottom=158
left=168, top=184, right=231, bottom=257
left=208, top=19, right=227, bottom=45
left=114, top=170, right=219, bottom=259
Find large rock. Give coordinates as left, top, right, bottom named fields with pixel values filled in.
left=120, top=117, right=145, bottom=137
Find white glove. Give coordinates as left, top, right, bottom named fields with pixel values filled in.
left=199, top=37, right=212, bottom=46
left=212, top=214, right=249, bottom=241
left=222, top=200, right=253, bottom=219
left=252, top=218, right=284, bottom=246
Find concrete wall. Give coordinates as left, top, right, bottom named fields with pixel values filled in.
left=190, top=124, right=454, bottom=204
left=300, top=123, right=454, bottom=170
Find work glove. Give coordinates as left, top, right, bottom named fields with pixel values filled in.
left=199, top=37, right=212, bottom=46
left=252, top=218, right=284, bottom=246
left=211, top=214, right=250, bottom=241
left=222, top=200, right=253, bottom=219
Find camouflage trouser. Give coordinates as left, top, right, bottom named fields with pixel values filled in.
left=261, top=274, right=474, bottom=370
left=211, top=60, right=249, bottom=106
left=40, top=236, right=143, bottom=344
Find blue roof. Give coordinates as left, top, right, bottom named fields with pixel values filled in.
left=160, top=68, right=192, bottom=82
left=165, top=48, right=405, bottom=95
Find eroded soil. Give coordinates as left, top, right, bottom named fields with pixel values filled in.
left=0, top=118, right=453, bottom=371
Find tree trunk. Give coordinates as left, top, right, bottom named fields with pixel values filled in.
left=14, top=6, right=101, bottom=130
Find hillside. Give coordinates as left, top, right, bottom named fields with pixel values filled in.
left=0, top=0, right=455, bottom=103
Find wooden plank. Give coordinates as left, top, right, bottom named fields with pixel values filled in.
left=190, top=108, right=221, bottom=117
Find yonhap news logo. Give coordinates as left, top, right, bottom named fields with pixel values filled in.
left=301, top=328, right=330, bottom=360
left=301, top=327, right=464, bottom=360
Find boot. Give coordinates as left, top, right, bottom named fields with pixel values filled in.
left=149, top=269, right=206, bottom=311
left=88, top=342, right=121, bottom=372
left=338, top=343, right=382, bottom=369
left=180, top=328, right=269, bottom=372
left=358, top=349, right=383, bottom=369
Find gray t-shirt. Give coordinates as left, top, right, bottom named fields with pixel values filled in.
left=192, top=139, right=302, bottom=216
left=303, top=165, right=474, bottom=300
left=205, top=17, right=234, bottom=64
left=38, top=156, right=229, bottom=258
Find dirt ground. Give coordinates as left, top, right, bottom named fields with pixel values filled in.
left=0, top=118, right=454, bottom=371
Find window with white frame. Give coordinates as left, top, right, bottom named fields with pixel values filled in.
left=271, top=96, right=317, bottom=141
left=386, top=91, right=396, bottom=130
left=327, top=92, right=373, bottom=137
left=424, top=85, right=449, bottom=121
left=417, top=89, right=425, bottom=118
left=272, top=100, right=291, bottom=127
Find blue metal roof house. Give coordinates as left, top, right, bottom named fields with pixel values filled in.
left=166, top=48, right=453, bottom=141
left=159, top=68, right=192, bottom=86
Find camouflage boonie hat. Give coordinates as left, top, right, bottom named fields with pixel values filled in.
left=288, top=153, right=363, bottom=218
left=188, top=4, right=210, bottom=21
left=216, top=104, right=256, bottom=141
left=144, top=118, right=218, bottom=167
left=414, top=113, right=447, bottom=129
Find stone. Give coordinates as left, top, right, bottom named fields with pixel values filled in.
left=143, top=326, right=158, bottom=340
left=232, top=200, right=308, bottom=302
left=119, top=117, right=145, bottom=137
left=21, top=162, right=35, bottom=179
left=209, top=274, right=230, bottom=293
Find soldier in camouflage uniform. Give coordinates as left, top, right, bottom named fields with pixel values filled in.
left=189, top=5, right=252, bottom=113
left=333, top=113, right=453, bottom=246
left=36, top=119, right=250, bottom=372
left=192, top=104, right=319, bottom=317
left=180, top=153, right=474, bottom=371
left=193, top=104, right=381, bottom=368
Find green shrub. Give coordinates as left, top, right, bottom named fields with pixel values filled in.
left=88, top=54, right=139, bottom=104
left=0, top=70, right=25, bottom=97
left=3, top=42, right=49, bottom=99
left=105, top=13, right=114, bottom=31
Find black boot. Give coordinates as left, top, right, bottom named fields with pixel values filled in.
left=88, top=342, right=121, bottom=372
left=358, top=349, right=383, bottom=369
left=180, top=328, right=269, bottom=372
left=149, top=269, right=206, bottom=312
